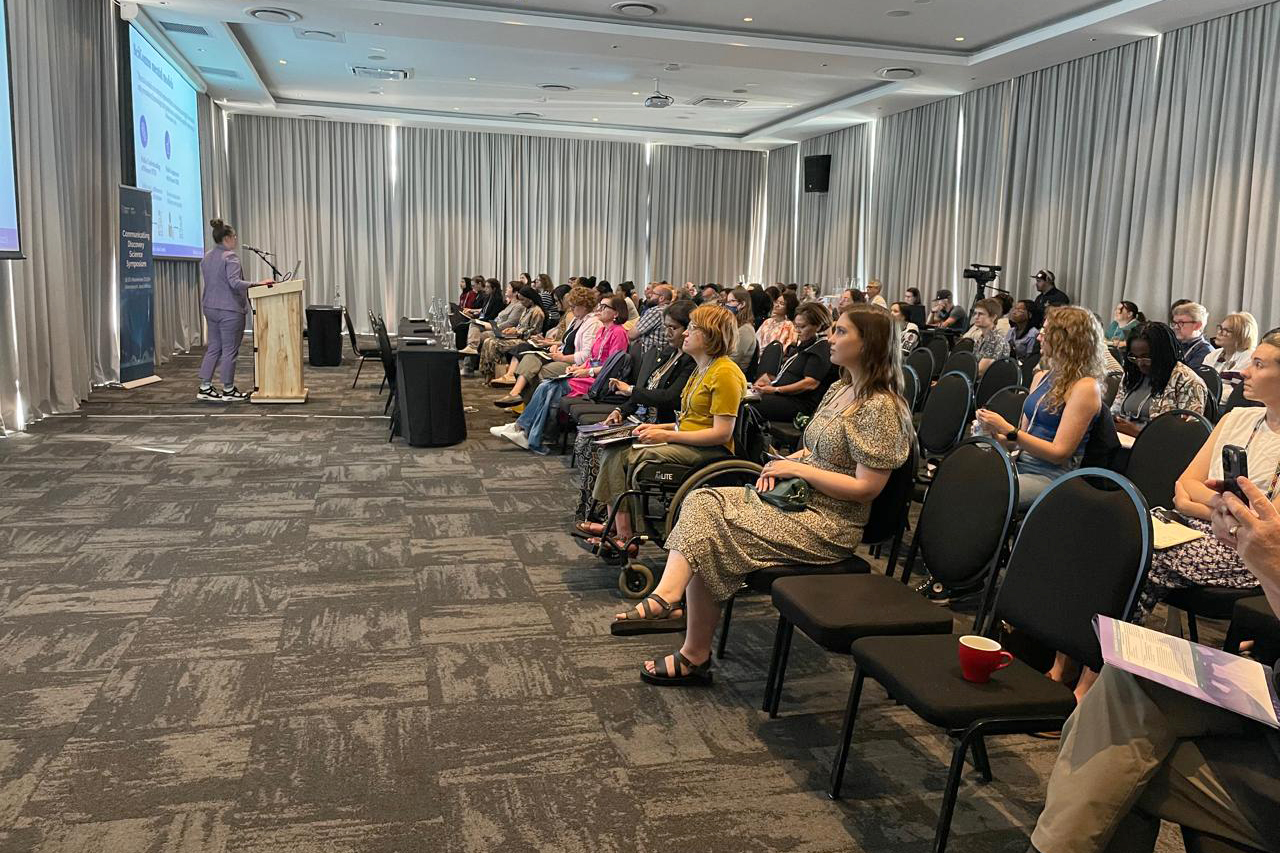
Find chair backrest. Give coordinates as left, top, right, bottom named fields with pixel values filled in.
left=1102, top=372, right=1123, bottom=408
left=940, top=349, right=978, bottom=383
left=1108, top=345, right=1123, bottom=365
left=983, top=385, right=1028, bottom=428
left=1123, top=409, right=1212, bottom=508
left=344, top=308, right=361, bottom=354
left=732, top=401, right=771, bottom=466
left=1193, top=365, right=1223, bottom=403
left=917, top=372, right=973, bottom=457
left=758, top=340, right=784, bottom=378
left=917, top=437, right=1017, bottom=588
left=926, top=337, right=950, bottom=380
left=373, top=316, right=396, bottom=375
left=1020, top=352, right=1041, bottom=387
left=952, top=336, right=975, bottom=354
left=975, top=357, right=1021, bottom=407
left=860, top=439, right=919, bottom=547
left=904, top=348, right=935, bottom=402
left=993, top=468, right=1152, bottom=671
left=1082, top=405, right=1122, bottom=470
left=627, top=338, right=646, bottom=382
left=901, top=365, right=919, bottom=413
left=744, top=336, right=761, bottom=382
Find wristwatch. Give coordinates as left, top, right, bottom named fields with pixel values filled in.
left=1005, top=427, right=1019, bottom=442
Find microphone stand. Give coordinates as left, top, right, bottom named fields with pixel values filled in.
left=246, top=246, right=285, bottom=282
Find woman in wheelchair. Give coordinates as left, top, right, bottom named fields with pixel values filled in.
left=577, top=304, right=748, bottom=558
left=615, top=304, right=914, bottom=686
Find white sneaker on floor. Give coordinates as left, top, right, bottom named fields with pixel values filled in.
left=489, top=422, right=518, bottom=437
left=457, top=346, right=478, bottom=356
left=502, top=428, right=529, bottom=450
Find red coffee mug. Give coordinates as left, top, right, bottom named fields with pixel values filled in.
left=957, top=635, right=1013, bottom=683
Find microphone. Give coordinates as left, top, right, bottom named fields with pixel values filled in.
left=244, top=245, right=275, bottom=257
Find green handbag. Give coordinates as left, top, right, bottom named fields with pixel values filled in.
left=752, top=477, right=812, bottom=512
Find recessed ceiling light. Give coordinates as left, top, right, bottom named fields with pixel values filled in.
left=611, top=2, right=660, bottom=18
left=504, top=20, right=527, bottom=25
left=278, top=59, right=288, bottom=65
left=539, top=83, right=574, bottom=92
left=954, top=36, right=965, bottom=42
left=591, top=117, right=600, bottom=122
left=886, top=9, right=911, bottom=17
left=247, top=7, right=302, bottom=24
left=514, top=111, right=542, bottom=118
left=732, top=88, right=747, bottom=94
left=373, top=21, right=383, bottom=26
left=742, top=17, right=752, bottom=22
left=876, top=66, right=918, bottom=80
left=468, top=76, right=477, bottom=81
left=631, top=91, right=640, bottom=96
left=367, top=54, right=383, bottom=60
left=729, top=42, right=746, bottom=47
left=452, top=107, right=460, bottom=111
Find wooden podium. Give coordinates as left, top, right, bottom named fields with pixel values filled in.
left=247, top=279, right=309, bottom=404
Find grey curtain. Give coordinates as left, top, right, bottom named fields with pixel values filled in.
left=956, top=82, right=1013, bottom=302
left=1126, top=2, right=1280, bottom=324
left=152, top=261, right=202, bottom=364
left=647, top=145, right=766, bottom=287
left=868, top=98, right=961, bottom=301
left=795, top=124, right=868, bottom=292
left=760, top=145, right=799, bottom=285
left=228, top=115, right=392, bottom=322
left=0, top=0, right=120, bottom=427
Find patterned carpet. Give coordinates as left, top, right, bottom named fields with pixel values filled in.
left=0, top=344, right=1188, bottom=852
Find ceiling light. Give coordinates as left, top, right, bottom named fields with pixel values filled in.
left=876, top=66, right=918, bottom=80
left=278, top=59, right=288, bottom=65
left=514, top=112, right=542, bottom=118
left=954, top=36, right=965, bottom=42
left=504, top=20, right=527, bottom=25
left=631, top=91, right=640, bottom=96
left=468, top=76, right=477, bottom=81
left=732, top=88, right=747, bottom=94
left=742, top=17, right=752, bottom=22
left=729, top=42, right=746, bottom=47
left=591, top=117, right=600, bottom=122
left=611, top=2, right=660, bottom=18
left=539, top=83, right=574, bottom=92
left=247, top=7, right=302, bottom=24
left=886, top=9, right=911, bottom=17
left=373, top=21, right=383, bottom=26
left=452, top=107, right=460, bottom=111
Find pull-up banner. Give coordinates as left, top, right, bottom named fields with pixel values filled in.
left=119, top=185, right=159, bottom=387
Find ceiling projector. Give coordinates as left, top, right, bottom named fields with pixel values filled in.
left=644, top=79, right=674, bottom=108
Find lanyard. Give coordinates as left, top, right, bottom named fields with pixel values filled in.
left=1240, top=412, right=1280, bottom=499
left=772, top=337, right=822, bottom=386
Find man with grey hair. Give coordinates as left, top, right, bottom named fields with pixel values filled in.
left=1172, top=301, right=1214, bottom=368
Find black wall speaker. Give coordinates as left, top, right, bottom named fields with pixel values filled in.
left=803, top=154, right=831, bottom=193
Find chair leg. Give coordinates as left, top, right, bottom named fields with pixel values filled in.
left=1186, top=611, right=1199, bottom=644
left=379, top=374, right=386, bottom=394
left=885, top=528, right=905, bottom=577
left=716, top=595, right=735, bottom=659
left=970, top=735, right=992, bottom=783
left=352, top=356, right=365, bottom=388
left=933, top=726, right=981, bottom=853
left=829, top=666, right=866, bottom=799
left=767, top=618, right=795, bottom=718
left=899, top=533, right=923, bottom=586
left=761, top=614, right=790, bottom=712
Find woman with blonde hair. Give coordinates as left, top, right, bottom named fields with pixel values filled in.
left=976, top=305, right=1105, bottom=512
left=1206, top=311, right=1259, bottom=400
left=608, top=304, right=913, bottom=685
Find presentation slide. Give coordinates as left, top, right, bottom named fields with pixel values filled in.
left=0, top=0, right=21, bottom=257
left=129, top=26, right=203, bottom=260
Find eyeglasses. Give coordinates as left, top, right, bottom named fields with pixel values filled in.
left=1126, top=355, right=1153, bottom=365
left=1171, top=319, right=1198, bottom=327
left=1216, top=325, right=1233, bottom=334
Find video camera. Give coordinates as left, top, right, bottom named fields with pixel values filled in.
left=962, top=263, right=1002, bottom=286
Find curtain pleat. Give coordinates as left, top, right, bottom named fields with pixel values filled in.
left=868, top=98, right=960, bottom=299
left=760, top=146, right=798, bottom=284
left=795, top=124, right=868, bottom=291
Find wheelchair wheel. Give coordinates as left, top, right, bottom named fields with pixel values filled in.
left=618, top=563, right=656, bottom=599
left=663, top=459, right=763, bottom=537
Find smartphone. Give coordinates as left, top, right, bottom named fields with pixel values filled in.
left=1221, top=444, right=1248, bottom=501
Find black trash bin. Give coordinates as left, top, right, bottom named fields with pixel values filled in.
left=306, top=305, right=343, bottom=366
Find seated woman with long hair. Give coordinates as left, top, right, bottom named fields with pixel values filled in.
left=576, top=304, right=747, bottom=559
left=1111, top=322, right=1208, bottom=437
left=608, top=304, right=914, bottom=684
left=490, top=287, right=600, bottom=405
left=725, top=286, right=757, bottom=373
left=477, top=286, right=544, bottom=380
left=490, top=284, right=571, bottom=388
left=756, top=291, right=799, bottom=352
left=496, top=296, right=629, bottom=453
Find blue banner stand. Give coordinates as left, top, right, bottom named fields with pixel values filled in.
left=119, top=185, right=160, bottom=389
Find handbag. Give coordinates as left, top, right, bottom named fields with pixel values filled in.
left=753, top=477, right=812, bottom=512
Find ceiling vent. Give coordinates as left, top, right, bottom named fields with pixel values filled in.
left=247, top=8, right=301, bottom=24
left=159, top=21, right=210, bottom=37
left=295, top=28, right=345, bottom=43
left=513, top=112, right=542, bottom=118
left=876, top=67, right=918, bottom=80
left=689, top=97, right=746, bottom=108
left=611, top=2, right=660, bottom=18
left=197, top=66, right=241, bottom=79
left=538, top=83, right=574, bottom=92
left=351, top=66, right=412, bottom=81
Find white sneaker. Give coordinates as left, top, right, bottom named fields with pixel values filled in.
left=489, top=423, right=518, bottom=437
left=502, top=428, right=529, bottom=450
left=457, top=346, right=478, bottom=356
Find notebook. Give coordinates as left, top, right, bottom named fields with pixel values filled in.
left=1150, top=508, right=1206, bottom=550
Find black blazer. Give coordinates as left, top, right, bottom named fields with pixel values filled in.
left=621, top=349, right=696, bottom=421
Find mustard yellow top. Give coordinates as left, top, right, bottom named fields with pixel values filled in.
left=677, top=356, right=748, bottom=451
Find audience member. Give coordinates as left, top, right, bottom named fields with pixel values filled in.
left=628, top=283, right=673, bottom=355
left=491, top=286, right=600, bottom=407
left=976, top=306, right=1104, bottom=512
left=1112, top=322, right=1208, bottom=437
left=461, top=280, right=527, bottom=374
left=517, top=272, right=532, bottom=287
left=929, top=289, right=969, bottom=332
left=1105, top=300, right=1143, bottom=347
left=490, top=285, right=571, bottom=388
left=889, top=301, right=920, bottom=354
left=618, top=281, right=640, bottom=320
left=477, top=286, right=544, bottom=380
left=971, top=297, right=1012, bottom=375
left=699, top=283, right=722, bottom=305
left=993, top=292, right=1014, bottom=334
left=1006, top=299, right=1041, bottom=359
left=801, top=283, right=819, bottom=302
left=1169, top=297, right=1194, bottom=322
left=757, top=291, right=799, bottom=351
left=1025, top=469, right=1280, bottom=853
left=750, top=301, right=833, bottom=424
left=1031, top=269, right=1070, bottom=311
left=572, top=301, right=697, bottom=520
left=578, top=304, right=746, bottom=558
left=904, top=286, right=922, bottom=306
left=611, top=304, right=913, bottom=684
left=725, top=287, right=757, bottom=372
left=866, top=280, right=887, bottom=307
left=457, top=277, right=480, bottom=311
left=1207, top=311, right=1259, bottom=401
left=498, top=296, right=630, bottom=453
left=1172, top=301, right=1214, bottom=368
left=748, top=286, right=772, bottom=328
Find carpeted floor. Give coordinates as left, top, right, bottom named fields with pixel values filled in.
left=0, top=343, right=1189, bottom=852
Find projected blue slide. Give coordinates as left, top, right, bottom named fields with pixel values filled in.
left=0, top=0, right=21, bottom=257
left=130, top=27, right=203, bottom=260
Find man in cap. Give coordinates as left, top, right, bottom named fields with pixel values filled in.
left=1032, top=269, right=1070, bottom=313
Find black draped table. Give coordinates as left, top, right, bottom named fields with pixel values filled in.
left=394, top=319, right=466, bottom=447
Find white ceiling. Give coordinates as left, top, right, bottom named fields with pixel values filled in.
left=132, top=0, right=1266, bottom=148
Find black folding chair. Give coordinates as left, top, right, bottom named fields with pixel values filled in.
left=764, top=438, right=1017, bottom=720
left=1122, top=409, right=1211, bottom=510
left=951, top=337, right=975, bottom=354
left=905, top=348, right=935, bottom=411
left=344, top=308, right=381, bottom=388
left=1193, top=365, right=1223, bottom=422
left=716, top=442, right=919, bottom=658
left=940, top=349, right=978, bottom=384
left=927, top=336, right=950, bottom=381
left=1020, top=352, right=1041, bottom=387
left=373, top=316, right=398, bottom=418
left=836, top=468, right=1152, bottom=853
left=982, top=385, right=1027, bottom=429
left=1102, top=372, right=1122, bottom=409
left=917, top=372, right=972, bottom=464
left=902, top=365, right=919, bottom=414
left=757, top=340, right=784, bottom=378
left=974, top=357, right=1021, bottom=407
